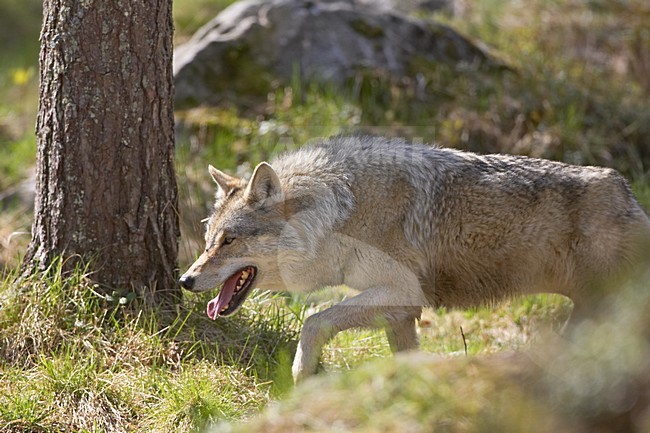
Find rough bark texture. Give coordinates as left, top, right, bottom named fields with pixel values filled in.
left=23, top=0, right=179, bottom=304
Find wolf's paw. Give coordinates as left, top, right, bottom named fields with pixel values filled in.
left=292, top=344, right=321, bottom=383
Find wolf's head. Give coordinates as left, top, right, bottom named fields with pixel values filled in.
left=179, top=162, right=287, bottom=319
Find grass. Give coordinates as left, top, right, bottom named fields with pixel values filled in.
left=216, top=265, right=650, bottom=433
left=1, top=0, right=650, bottom=431
left=0, top=259, right=301, bottom=432
left=217, top=356, right=560, bottom=433
left=0, top=260, right=576, bottom=432
left=313, top=291, right=573, bottom=374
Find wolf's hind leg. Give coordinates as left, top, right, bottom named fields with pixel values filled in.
left=385, top=311, right=420, bottom=352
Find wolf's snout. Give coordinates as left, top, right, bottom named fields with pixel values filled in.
left=179, top=275, right=195, bottom=290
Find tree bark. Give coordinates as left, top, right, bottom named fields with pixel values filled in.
left=23, top=0, right=179, bottom=304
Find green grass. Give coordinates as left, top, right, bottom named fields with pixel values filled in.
left=314, top=293, right=573, bottom=374
left=218, top=355, right=563, bottom=433
left=183, top=265, right=650, bottom=433
left=0, top=260, right=301, bottom=432
left=0, top=260, right=576, bottom=433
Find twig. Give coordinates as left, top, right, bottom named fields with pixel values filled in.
left=460, top=326, right=468, bottom=356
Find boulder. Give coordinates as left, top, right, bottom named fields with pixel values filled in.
left=356, top=0, right=455, bottom=14
left=173, top=0, right=497, bottom=107
left=0, top=168, right=35, bottom=211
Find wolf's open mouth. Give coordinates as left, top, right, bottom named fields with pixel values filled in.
left=207, top=266, right=256, bottom=319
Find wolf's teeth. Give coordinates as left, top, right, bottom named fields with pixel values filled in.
left=234, top=269, right=252, bottom=294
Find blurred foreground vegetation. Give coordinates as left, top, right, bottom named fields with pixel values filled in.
left=0, top=0, right=649, bottom=432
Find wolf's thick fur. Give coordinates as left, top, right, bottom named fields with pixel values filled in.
left=180, top=137, right=650, bottom=382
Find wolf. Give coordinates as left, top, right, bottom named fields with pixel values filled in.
left=179, top=136, right=650, bottom=382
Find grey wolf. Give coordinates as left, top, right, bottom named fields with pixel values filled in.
left=179, top=136, right=650, bottom=382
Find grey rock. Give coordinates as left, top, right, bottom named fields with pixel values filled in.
left=174, top=0, right=496, bottom=107
left=356, top=0, right=454, bottom=14
left=0, top=168, right=35, bottom=211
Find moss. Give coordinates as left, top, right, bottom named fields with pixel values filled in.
left=209, top=43, right=276, bottom=99
left=223, top=354, right=565, bottom=433
left=349, top=19, right=385, bottom=39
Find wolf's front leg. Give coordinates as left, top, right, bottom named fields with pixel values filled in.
left=292, top=287, right=424, bottom=383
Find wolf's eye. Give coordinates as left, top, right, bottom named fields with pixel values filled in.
left=223, top=237, right=235, bottom=245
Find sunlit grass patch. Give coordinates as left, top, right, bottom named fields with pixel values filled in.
left=194, top=265, right=650, bottom=433
left=419, top=295, right=573, bottom=357
left=295, top=287, right=572, bottom=374
left=0, top=260, right=299, bottom=432
left=137, top=361, right=267, bottom=432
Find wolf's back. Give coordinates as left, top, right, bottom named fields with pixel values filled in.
left=270, top=136, right=649, bottom=307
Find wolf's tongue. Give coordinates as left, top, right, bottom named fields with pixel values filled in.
left=206, top=271, right=241, bottom=320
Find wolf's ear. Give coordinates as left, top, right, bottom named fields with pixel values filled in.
left=245, top=162, right=282, bottom=203
left=208, top=165, right=239, bottom=197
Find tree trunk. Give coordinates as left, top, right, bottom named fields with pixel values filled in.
left=23, top=0, right=179, bottom=304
